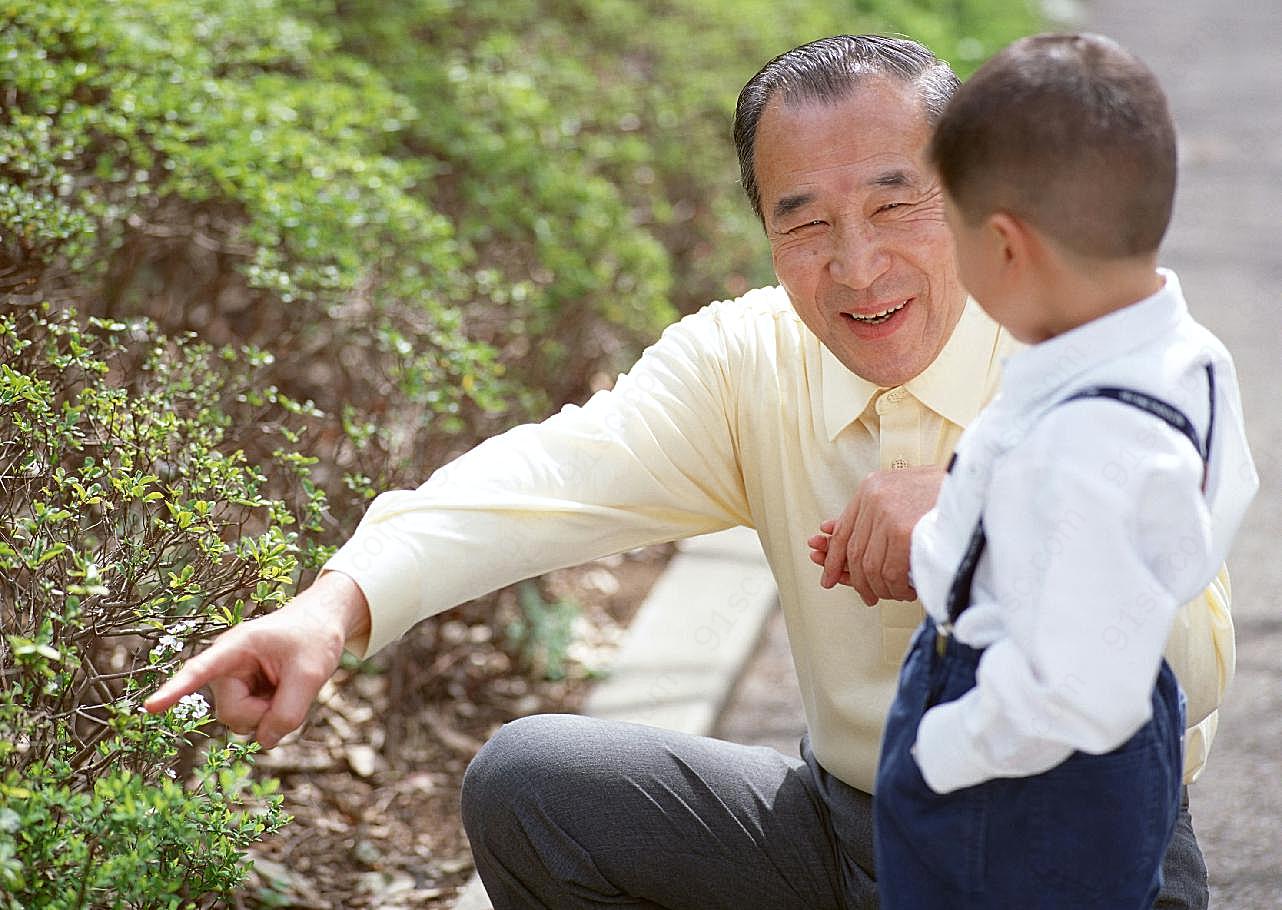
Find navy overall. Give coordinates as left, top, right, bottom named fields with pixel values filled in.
left=874, top=369, right=1215, bottom=910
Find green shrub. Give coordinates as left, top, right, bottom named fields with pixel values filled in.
left=506, top=581, right=581, bottom=682
left=1, top=3, right=1045, bottom=900
left=0, top=302, right=325, bottom=906
left=2, top=0, right=1044, bottom=519
left=315, top=0, right=1044, bottom=336
left=2, top=0, right=518, bottom=500
left=3, top=0, right=1043, bottom=450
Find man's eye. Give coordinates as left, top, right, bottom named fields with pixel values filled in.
left=787, top=220, right=826, bottom=234
left=876, top=202, right=910, bottom=214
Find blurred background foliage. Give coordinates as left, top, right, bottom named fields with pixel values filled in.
left=4, top=0, right=1042, bottom=495
left=3, top=1, right=1045, bottom=901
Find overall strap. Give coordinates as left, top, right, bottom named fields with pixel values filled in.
left=944, top=363, right=1216, bottom=625
left=1061, top=361, right=1216, bottom=490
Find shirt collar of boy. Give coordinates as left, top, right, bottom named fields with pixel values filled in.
left=997, top=267, right=1187, bottom=416
left=819, top=297, right=1007, bottom=441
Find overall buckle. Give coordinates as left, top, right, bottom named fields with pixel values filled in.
left=934, top=621, right=953, bottom=658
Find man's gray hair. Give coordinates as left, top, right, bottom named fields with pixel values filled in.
left=734, top=35, right=960, bottom=221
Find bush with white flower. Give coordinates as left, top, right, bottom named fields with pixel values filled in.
left=0, top=305, right=326, bottom=907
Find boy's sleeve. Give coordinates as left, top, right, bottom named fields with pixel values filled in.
left=325, top=303, right=753, bottom=657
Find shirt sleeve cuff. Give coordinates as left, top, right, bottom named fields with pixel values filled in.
left=324, top=525, right=427, bottom=658
left=913, top=698, right=993, bottom=794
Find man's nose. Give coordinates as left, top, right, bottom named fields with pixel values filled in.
left=828, top=222, right=891, bottom=290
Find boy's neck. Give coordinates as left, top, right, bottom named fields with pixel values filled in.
left=1034, top=252, right=1163, bottom=341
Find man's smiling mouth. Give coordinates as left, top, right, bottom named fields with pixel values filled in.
left=845, top=300, right=908, bottom=325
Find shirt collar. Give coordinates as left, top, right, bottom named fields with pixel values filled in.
left=999, top=268, right=1186, bottom=413
left=820, top=298, right=1007, bottom=441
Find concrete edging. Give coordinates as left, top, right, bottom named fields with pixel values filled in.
left=452, top=526, right=778, bottom=910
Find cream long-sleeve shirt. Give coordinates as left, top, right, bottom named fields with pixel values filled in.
left=325, top=286, right=1234, bottom=792
left=911, top=271, right=1257, bottom=794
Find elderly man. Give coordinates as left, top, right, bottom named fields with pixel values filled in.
left=150, top=35, right=1228, bottom=909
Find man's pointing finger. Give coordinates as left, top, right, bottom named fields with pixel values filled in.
left=143, top=645, right=244, bottom=714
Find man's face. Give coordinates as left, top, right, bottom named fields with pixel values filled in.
left=754, top=78, right=967, bottom=387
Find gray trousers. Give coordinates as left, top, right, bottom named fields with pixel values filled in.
left=461, top=714, right=1210, bottom=909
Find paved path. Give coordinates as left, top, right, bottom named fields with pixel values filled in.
left=720, top=3, right=1282, bottom=906
left=1092, top=3, right=1282, bottom=907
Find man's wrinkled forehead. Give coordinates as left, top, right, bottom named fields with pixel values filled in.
left=754, top=81, right=934, bottom=201
left=757, top=77, right=933, bottom=159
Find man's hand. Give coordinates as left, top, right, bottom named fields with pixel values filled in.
left=807, top=465, right=946, bottom=606
left=144, top=571, right=371, bottom=749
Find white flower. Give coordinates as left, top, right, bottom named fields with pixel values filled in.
left=173, top=692, right=210, bottom=721
left=152, top=634, right=183, bottom=658
left=165, top=769, right=177, bottom=779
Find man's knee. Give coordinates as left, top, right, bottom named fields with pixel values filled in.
left=461, top=713, right=584, bottom=842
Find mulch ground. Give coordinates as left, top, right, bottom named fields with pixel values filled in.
left=226, top=545, right=673, bottom=909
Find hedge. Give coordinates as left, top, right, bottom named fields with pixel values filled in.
left=1, top=0, right=1041, bottom=903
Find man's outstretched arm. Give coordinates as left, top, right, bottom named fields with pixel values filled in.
left=146, top=300, right=757, bottom=745
left=144, top=571, right=370, bottom=748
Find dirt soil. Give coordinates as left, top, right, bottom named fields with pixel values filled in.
left=227, top=545, right=673, bottom=909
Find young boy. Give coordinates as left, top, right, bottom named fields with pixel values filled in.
left=859, top=33, right=1257, bottom=908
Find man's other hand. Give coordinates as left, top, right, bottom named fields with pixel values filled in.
left=807, top=465, right=946, bottom=606
left=144, top=571, right=371, bottom=749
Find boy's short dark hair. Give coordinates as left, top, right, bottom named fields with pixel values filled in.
left=929, top=33, right=1176, bottom=259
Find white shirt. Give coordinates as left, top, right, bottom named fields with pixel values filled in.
left=912, top=270, right=1258, bottom=794
left=326, top=284, right=1234, bottom=792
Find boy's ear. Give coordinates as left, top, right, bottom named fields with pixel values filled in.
left=985, top=211, right=1028, bottom=269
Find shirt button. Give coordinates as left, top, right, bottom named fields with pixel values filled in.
left=891, top=458, right=909, bottom=470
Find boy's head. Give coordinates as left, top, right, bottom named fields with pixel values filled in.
left=928, top=33, right=1177, bottom=341
left=931, top=33, right=1176, bottom=260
